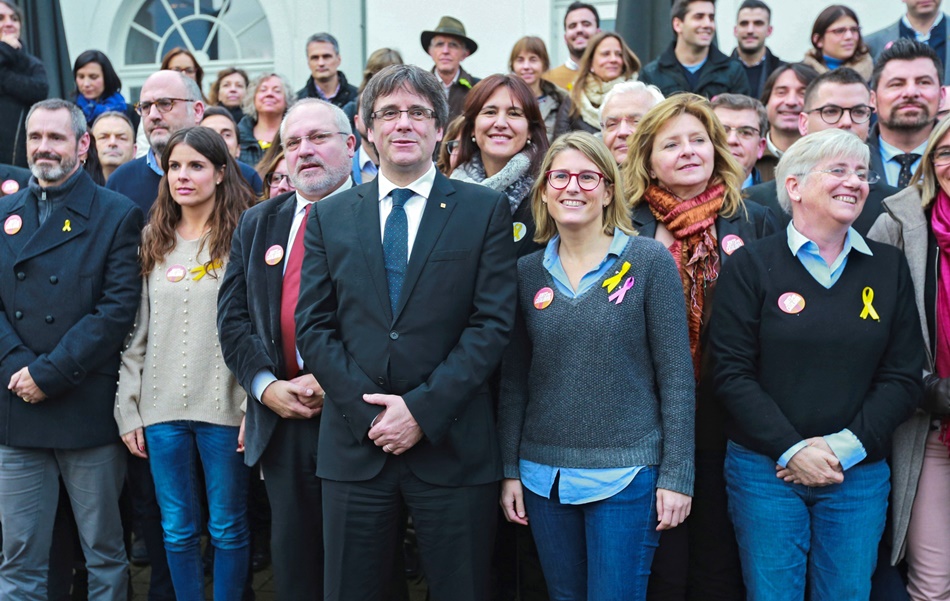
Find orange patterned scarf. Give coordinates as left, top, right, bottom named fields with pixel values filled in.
left=644, top=183, right=724, bottom=378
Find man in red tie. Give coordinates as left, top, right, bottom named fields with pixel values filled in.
left=218, top=98, right=355, bottom=601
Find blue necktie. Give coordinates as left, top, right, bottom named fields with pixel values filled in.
left=383, top=188, right=411, bottom=313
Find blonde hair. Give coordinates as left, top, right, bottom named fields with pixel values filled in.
left=622, top=93, right=745, bottom=218
left=531, top=131, right=635, bottom=243
left=912, top=115, right=950, bottom=207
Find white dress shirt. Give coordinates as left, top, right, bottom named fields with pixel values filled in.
left=376, top=164, right=436, bottom=261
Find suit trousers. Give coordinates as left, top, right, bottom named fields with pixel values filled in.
left=260, top=417, right=324, bottom=601
left=0, top=442, right=128, bottom=601
left=322, top=453, right=498, bottom=601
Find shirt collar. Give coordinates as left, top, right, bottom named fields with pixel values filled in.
left=786, top=220, right=872, bottom=258
left=542, top=228, right=631, bottom=270
left=440, top=69, right=461, bottom=90
left=377, top=163, right=437, bottom=201
left=314, top=80, right=341, bottom=101
left=358, top=146, right=376, bottom=170
left=765, top=133, right=783, bottom=159
left=565, top=58, right=579, bottom=71
left=145, top=148, right=164, bottom=176
left=878, top=134, right=928, bottom=163
left=902, top=12, right=944, bottom=39
left=294, top=177, right=353, bottom=213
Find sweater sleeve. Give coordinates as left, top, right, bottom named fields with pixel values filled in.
left=497, top=299, right=531, bottom=479
left=114, top=277, right=149, bottom=436
left=643, top=245, right=696, bottom=496
left=709, top=248, right=805, bottom=460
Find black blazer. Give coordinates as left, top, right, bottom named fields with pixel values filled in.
left=218, top=191, right=302, bottom=466
left=0, top=171, right=142, bottom=448
left=295, top=172, right=517, bottom=487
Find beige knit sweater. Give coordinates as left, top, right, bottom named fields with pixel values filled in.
left=115, top=235, right=246, bottom=435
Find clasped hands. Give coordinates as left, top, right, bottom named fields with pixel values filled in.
left=8, top=367, right=45, bottom=404
left=261, top=373, right=324, bottom=419
left=775, top=437, right=844, bottom=487
left=366, top=393, right=422, bottom=455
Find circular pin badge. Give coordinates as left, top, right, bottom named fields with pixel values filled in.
left=265, top=245, right=284, bottom=266
left=1, top=179, right=19, bottom=195
left=513, top=222, right=526, bottom=242
left=4, top=214, right=21, bottom=235
left=778, top=292, right=806, bottom=315
left=533, top=287, right=554, bottom=310
left=721, top=234, right=744, bottom=256
left=165, top=264, right=187, bottom=283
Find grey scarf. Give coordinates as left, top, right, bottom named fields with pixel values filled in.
left=450, top=151, right=534, bottom=215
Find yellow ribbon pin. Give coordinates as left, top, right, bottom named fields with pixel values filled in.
left=860, top=286, right=880, bottom=321
left=62, top=219, right=71, bottom=232
left=602, top=261, right=631, bottom=293
left=189, top=259, right=223, bottom=281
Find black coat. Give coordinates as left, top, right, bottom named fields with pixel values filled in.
left=0, top=42, right=48, bottom=167
left=0, top=170, right=143, bottom=448
left=641, top=42, right=750, bottom=99
left=730, top=47, right=786, bottom=99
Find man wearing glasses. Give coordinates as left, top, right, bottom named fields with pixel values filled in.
left=711, top=93, right=769, bottom=188
left=106, top=70, right=260, bottom=215
left=219, top=98, right=354, bottom=600
left=747, top=67, right=899, bottom=234
left=295, top=65, right=516, bottom=601
left=422, top=16, right=481, bottom=120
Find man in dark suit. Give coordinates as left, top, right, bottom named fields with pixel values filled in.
left=746, top=68, right=898, bottom=235
left=0, top=99, right=142, bottom=600
left=218, top=98, right=355, bottom=600
left=295, top=65, right=517, bottom=601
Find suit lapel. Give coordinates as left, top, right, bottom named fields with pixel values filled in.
left=394, top=174, right=455, bottom=320
left=354, top=180, right=392, bottom=320
left=265, top=192, right=297, bottom=338
left=631, top=203, right=658, bottom=238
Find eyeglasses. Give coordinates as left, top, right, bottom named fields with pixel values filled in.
left=282, top=131, right=349, bottom=152
left=932, top=147, right=950, bottom=166
left=802, top=167, right=880, bottom=184
left=826, top=26, right=860, bottom=37
left=265, top=172, right=291, bottom=187
left=805, top=104, right=874, bottom=125
left=134, top=97, right=194, bottom=115
left=601, top=115, right=641, bottom=133
left=545, top=170, right=608, bottom=191
left=721, top=125, right=761, bottom=141
left=446, top=140, right=460, bottom=155
left=371, top=108, right=437, bottom=122
left=170, top=66, right=197, bottom=75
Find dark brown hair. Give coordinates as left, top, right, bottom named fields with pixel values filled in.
left=809, top=5, right=869, bottom=64
left=161, top=47, right=206, bottom=95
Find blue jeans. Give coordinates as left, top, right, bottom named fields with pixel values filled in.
left=523, top=467, right=660, bottom=601
left=724, top=441, right=888, bottom=601
left=146, top=421, right=250, bottom=601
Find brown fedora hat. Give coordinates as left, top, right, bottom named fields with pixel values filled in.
left=420, top=16, right=478, bottom=55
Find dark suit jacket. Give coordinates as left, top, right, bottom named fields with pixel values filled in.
left=0, top=163, right=31, bottom=195
left=744, top=178, right=899, bottom=236
left=218, top=191, right=304, bottom=466
left=0, top=170, right=143, bottom=449
left=295, top=172, right=516, bottom=487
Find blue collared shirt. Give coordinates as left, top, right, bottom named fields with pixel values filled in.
left=878, top=135, right=927, bottom=188
left=902, top=12, right=944, bottom=42
left=521, top=229, right=645, bottom=504
left=776, top=222, right=870, bottom=470
left=145, top=148, right=163, bottom=176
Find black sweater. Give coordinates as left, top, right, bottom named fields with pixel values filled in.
left=709, top=233, right=923, bottom=462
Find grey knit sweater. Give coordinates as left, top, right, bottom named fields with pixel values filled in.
left=498, top=236, right=696, bottom=496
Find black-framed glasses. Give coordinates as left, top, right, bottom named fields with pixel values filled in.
left=370, top=108, right=437, bottom=122
left=134, top=98, right=194, bottom=115
left=805, top=104, right=874, bottom=125
left=265, top=172, right=291, bottom=187
left=721, top=125, right=761, bottom=141
left=545, top=170, right=608, bottom=191
left=282, top=131, right=349, bottom=152
left=803, top=167, right=880, bottom=184
left=446, top=140, right=460, bottom=155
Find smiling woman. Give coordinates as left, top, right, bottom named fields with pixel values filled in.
left=237, top=72, right=293, bottom=169
left=509, top=36, right=571, bottom=143
left=567, top=32, right=640, bottom=134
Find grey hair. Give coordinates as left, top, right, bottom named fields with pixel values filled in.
left=599, top=81, right=664, bottom=123
left=179, top=72, right=202, bottom=101
left=27, top=99, right=87, bottom=140
left=279, top=97, right=352, bottom=140
left=243, top=73, right=294, bottom=122
left=361, top=64, right=449, bottom=130
left=306, top=32, right=340, bottom=55
left=775, top=128, right=870, bottom=215
left=710, top=93, right=769, bottom=137
left=91, top=110, right=134, bottom=131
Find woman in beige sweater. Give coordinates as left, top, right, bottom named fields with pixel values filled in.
left=115, top=126, right=253, bottom=600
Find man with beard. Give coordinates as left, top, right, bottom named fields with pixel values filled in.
left=106, top=70, right=261, bottom=215
left=870, top=39, right=945, bottom=188
left=544, top=2, right=600, bottom=91
left=731, top=0, right=785, bottom=98
left=91, top=111, right=136, bottom=182
left=866, top=0, right=950, bottom=84
left=0, top=98, right=142, bottom=600
left=218, top=98, right=354, bottom=601
left=756, top=63, right=819, bottom=182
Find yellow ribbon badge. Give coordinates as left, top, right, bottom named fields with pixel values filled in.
left=62, top=219, right=71, bottom=232
left=860, top=286, right=880, bottom=321
left=189, top=259, right=223, bottom=281
left=602, top=261, right=631, bottom=293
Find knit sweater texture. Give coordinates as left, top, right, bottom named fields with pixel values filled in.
left=115, top=235, right=246, bottom=434
left=499, top=236, right=696, bottom=495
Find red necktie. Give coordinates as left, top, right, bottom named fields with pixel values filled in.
left=280, top=203, right=311, bottom=379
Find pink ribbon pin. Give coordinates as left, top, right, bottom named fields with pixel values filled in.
left=608, top=276, right=634, bottom=304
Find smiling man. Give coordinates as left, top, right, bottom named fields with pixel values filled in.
left=641, top=0, right=750, bottom=99
left=731, top=0, right=785, bottom=98
left=756, top=63, right=819, bottom=181
left=422, top=16, right=481, bottom=119
left=544, top=2, right=601, bottom=91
